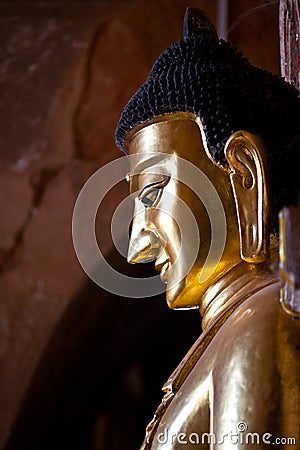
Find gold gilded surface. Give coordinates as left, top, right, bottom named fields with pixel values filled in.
left=224, top=131, right=269, bottom=263
left=127, top=114, right=242, bottom=309
left=125, top=113, right=300, bottom=448
left=143, top=281, right=300, bottom=449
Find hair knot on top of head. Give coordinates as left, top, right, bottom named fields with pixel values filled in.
left=115, top=8, right=300, bottom=230
left=183, top=7, right=218, bottom=41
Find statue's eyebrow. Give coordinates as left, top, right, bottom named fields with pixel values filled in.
left=131, top=154, right=171, bottom=176
left=138, top=176, right=171, bottom=198
left=126, top=170, right=169, bottom=186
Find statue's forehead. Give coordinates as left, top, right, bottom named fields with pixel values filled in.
left=127, top=117, right=208, bottom=176
left=127, top=154, right=174, bottom=194
left=129, top=153, right=172, bottom=174
left=125, top=112, right=200, bottom=154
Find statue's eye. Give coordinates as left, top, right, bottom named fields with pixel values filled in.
left=139, top=187, right=161, bottom=208
left=138, top=177, right=170, bottom=209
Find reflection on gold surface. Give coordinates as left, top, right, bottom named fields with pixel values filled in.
left=125, top=113, right=300, bottom=449
left=126, top=113, right=269, bottom=310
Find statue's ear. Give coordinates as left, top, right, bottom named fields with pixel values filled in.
left=224, top=131, right=269, bottom=263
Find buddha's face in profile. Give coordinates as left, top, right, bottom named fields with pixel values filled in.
left=126, top=113, right=267, bottom=308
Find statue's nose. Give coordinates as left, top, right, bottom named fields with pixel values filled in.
left=127, top=231, right=158, bottom=264
left=127, top=200, right=161, bottom=264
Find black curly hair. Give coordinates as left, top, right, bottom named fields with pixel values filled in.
left=115, top=8, right=300, bottom=231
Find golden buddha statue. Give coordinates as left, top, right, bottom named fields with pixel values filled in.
left=115, top=8, right=300, bottom=449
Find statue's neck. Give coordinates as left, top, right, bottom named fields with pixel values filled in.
left=199, top=259, right=279, bottom=330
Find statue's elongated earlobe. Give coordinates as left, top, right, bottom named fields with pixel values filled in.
left=225, top=131, right=269, bottom=263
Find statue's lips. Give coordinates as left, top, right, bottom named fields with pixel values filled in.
left=155, top=259, right=170, bottom=283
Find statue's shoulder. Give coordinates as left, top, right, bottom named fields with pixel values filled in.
left=167, top=277, right=299, bottom=404
left=220, top=280, right=281, bottom=336
left=142, top=280, right=300, bottom=449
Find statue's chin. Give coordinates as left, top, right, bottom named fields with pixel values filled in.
left=165, top=277, right=193, bottom=309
